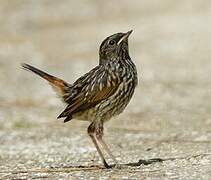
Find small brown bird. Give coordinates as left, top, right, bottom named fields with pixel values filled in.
left=22, top=30, right=138, bottom=168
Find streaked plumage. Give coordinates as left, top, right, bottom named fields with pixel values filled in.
left=22, top=30, right=138, bottom=168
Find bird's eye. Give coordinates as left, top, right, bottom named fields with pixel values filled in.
left=108, top=40, right=115, bottom=46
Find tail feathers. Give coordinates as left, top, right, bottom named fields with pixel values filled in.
left=22, top=63, right=70, bottom=98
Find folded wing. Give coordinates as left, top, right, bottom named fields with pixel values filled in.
left=58, top=66, right=120, bottom=122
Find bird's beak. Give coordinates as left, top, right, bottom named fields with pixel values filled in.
left=117, top=30, right=133, bottom=45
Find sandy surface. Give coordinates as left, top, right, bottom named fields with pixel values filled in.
left=0, top=0, right=211, bottom=179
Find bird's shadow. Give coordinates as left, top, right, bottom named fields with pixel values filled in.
left=52, top=158, right=164, bottom=170
left=124, top=158, right=163, bottom=167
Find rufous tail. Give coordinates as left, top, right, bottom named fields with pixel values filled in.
left=22, top=63, right=70, bottom=98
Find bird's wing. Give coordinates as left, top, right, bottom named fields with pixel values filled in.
left=58, top=66, right=120, bottom=122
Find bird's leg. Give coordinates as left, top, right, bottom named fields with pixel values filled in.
left=95, top=124, right=118, bottom=166
left=91, top=122, right=118, bottom=165
left=87, top=122, right=110, bottom=168
left=97, top=136, right=118, bottom=165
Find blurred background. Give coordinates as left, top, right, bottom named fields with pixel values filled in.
left=0, top=0, right=211, bottom=179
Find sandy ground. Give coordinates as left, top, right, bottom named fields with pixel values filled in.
left=0, top=0, right=211, bottom=179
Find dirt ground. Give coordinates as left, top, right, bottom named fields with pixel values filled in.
left=0, top=0, right=211, bottom=179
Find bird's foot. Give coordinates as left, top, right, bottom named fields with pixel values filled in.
left=103, top=160, right=112, bottom=169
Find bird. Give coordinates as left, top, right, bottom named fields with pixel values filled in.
left=22, top=30, right=138, bottom=168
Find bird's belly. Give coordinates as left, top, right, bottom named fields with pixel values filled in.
left=95, top=82, right=136, bottom=122
left=72, top=108, right=96, bottom=121
left=72, top=97, right=130, bottom=122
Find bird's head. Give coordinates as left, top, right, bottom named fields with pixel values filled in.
left=99, top=30, right=133, bottom=64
